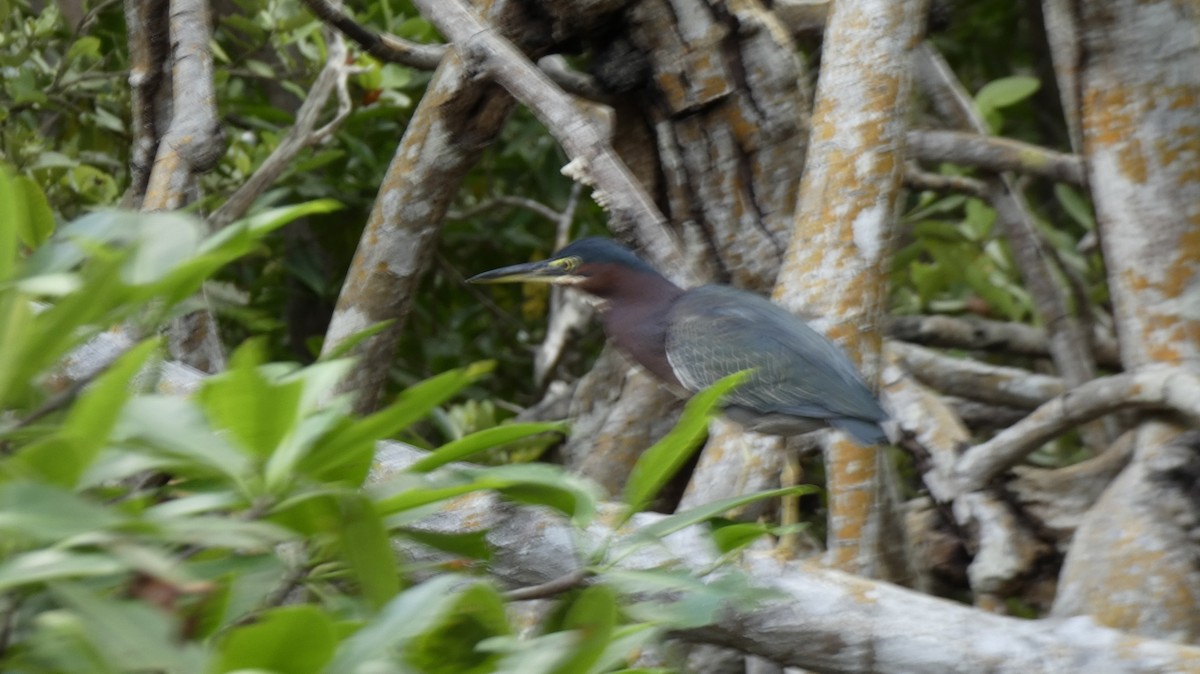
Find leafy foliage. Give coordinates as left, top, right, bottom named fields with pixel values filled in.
left=0, top=173, right=790, bottom=671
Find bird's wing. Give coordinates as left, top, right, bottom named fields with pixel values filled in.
left=664, top=285, right=886, bottom=422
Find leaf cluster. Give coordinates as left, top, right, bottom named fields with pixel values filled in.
left=0, top=171, right=797, bottom=673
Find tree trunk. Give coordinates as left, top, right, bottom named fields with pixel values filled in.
left=774, top=0, right=928, bottom=579
left=1048, top=0, right=1200, bottom=641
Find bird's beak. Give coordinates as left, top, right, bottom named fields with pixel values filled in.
left=467, top=259, right=578, bottom=285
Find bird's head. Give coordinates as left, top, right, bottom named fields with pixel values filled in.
left=467, top=237, right=663, bottom=299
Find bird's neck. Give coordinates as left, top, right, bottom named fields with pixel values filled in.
left=591, top=270, right=685, bottom=386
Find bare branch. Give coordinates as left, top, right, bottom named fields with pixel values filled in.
left=908, top=129, right=1085, bottom=185
left=888, top=341, right=1065, bottom=409
left=121, top=0, right=169, bottom=208
left=298, top=0, right=604, bottom=98
left=915, top=43, right=1110, bottom=448
left=903, top=163, right=987, bottom=198
left=142, top=0, right=223, bottom=210
left=887, top=314, right=1121, bottom=368
left=373, top=443, right=1200, bottom=674
left=447, top=195, right=563, bottom=223
left=776, top=0, right=928, bottom=578
left=502, top=569, right=589, bottom=601
left=954, top=367, right=1200, bottom=495
left=297, top=0, right=445, bottom=70
left=409, top=0, right=693, bottom=283
left=210, top=29, right=358, bottom=229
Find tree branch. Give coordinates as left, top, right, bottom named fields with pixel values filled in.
left=298, top=0, right=604, bottom=99
left=374, top=443, right=1200, bottom=674
left=887, top=314, right=1121, bottom=368
left=775, top=0, right=927, bottom=578
left=297, top=0, right=445, bottom=70
left=409, top=0, right=693, bottom=283
left=903, top=163, right=987, bottom=197
left=915, top=42, right=1111, bottom=449
left=954, top=367, right=1200, bottom=495
left=887, top=340, right=1064, bottom=409
left=907, top=129, right=1085, bottom=185
left=210, top=28, right=359, bottom=229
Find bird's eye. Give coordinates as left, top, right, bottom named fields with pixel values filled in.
left=559, top=256, right=581, bottom=272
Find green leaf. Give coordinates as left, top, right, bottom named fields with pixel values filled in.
left=407, top=421, right=567, bottom=473
left=629, top=485, right=818, bottom=543
left=66, top=36, right=102, bottom=63
left=394, top=528, right=492, bottom=560
left=375, top=463, right=600, bottom=524
left=0, top=292, right=35, bottom=407
left=337, top=492, right=402, bottom=610
left=374, top=481, right=491, bottom=516
left=148, top=515, right=292, bottom=551
left=316, top=361, right=495, bottom=461
left=14, top=174, right=55, bottom=248
left=1055, top=183, right=1095, bottom=230
left=975, top=76, right=1040, bottom=113
left=197, top=339, right=303, bottom=459
left=622, top=371, right=750, bottom=515
left=484, top=463, right=600, bottom=524
left=605, top=569, right=770, bottom=629
left=113, top=395, right=253, bottom=486
left=0, top=482, right=123, bottom=544
left=215, top=605, right=337, bottom=674
left=406, top=582, right=510, bottom=674
left=48, top=582, right=200, bottom=673
left=549, top=585, right=617, bottom=674
left=0, top=551, right=127, bottom=592
left=327, top=575, right=465, bottom=672
left=590, top=625, right=666, bottom=674
left=201, top=199, right=342, bottom=255
left=709, top=521, right=773, bottom=554
left=0, top=165, right=21, bottom=280
left=16, top=338, right=161, bottom=486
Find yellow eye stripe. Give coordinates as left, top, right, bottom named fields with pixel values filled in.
left=550, top=256, right=582, bottom=272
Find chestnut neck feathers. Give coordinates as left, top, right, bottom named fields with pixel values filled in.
left=578, top=262, right=685, bottom=387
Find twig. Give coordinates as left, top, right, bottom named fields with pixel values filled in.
left=904, top=163, right=987, bottom=198
left=298, top=0, right=604, bottom=99
left=907, top=129, right=1085, bottom=185
left=209, top=28, right=359, bottom=229
left=953, top=367, right=1200, bottom=495
left=435, top=252, right=527, bottom=331
left=447, top=195, right=563, bottom=223
left=502, top=568, right=589, bottom=600
left=914, top=42, right=1111, bottom=449
left=297, top=0, right=445, bottom=70
left=0, top=339, right=139, bottom=452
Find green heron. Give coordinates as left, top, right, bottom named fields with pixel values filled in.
left=468, top=237, right=889, bottom=445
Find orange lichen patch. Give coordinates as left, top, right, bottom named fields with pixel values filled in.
left=1084, top=533, right=1199, bottom=637
left=1116, top=138, right=1149, bottom=184
left=1122, top=267, right=1152, bottom=293
left=654, top=70, right=690, bottom=113
left=1082, top=87, right=1137, bottom=146
left=1165, top=85, right=1199, bottom=111
left=720, top=101, right=762, bottom=151
left=1160, top=228, right=1200, bottom=297
left=1147, top=340, right=1182, bottom=363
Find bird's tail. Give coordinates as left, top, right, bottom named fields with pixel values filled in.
left=830, top=417, right=891, bottom=446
